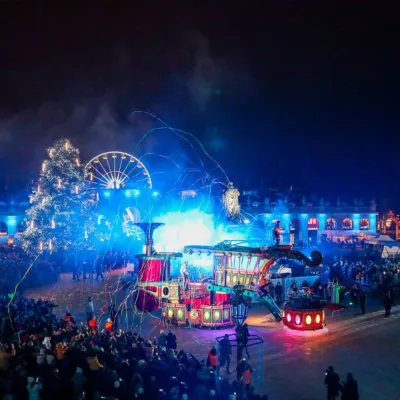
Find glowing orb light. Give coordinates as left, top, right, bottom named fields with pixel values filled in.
left=305, top=315, right=312, bottom=325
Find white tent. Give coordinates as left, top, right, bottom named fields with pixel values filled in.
left=365, top=235, right=397, bottom=246
left=322, top=230, right=377, bottom=239
left=382, top=246, right=400, bottom=258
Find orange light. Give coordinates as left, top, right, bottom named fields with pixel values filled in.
left=315, top=314, right=321, bottom=324
left=305, top=315, right=312, bottom=325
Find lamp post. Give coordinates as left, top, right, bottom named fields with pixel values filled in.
left=230, top=284, right=251, bottom=380
left=216, top=284, right=264, bottom=388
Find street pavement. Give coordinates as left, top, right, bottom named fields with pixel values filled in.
left=25, top=271, right=400, bottom=400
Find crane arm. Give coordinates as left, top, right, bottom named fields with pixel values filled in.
left=206, top=283, right=283, bottom=322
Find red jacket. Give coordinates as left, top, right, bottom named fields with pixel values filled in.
left=208, top=352, right=217, bottom=367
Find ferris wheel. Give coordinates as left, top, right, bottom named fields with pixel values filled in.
left=85, top=151, right=152, bottom=189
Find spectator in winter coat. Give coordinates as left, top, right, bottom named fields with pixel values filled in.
left=71, top=367, right=87, bottom=399
left=86, top=355, right=103, bottom=371
left=324, top=366, right=340, bottom=400
left=0, top=343, right=15, bottom=371
left=166, top=329, right=177, bottom=350
left=382, top=289, right=394, bottom=318
left=158, top=330, right=167, bottom=348
left=55, top=343, right=65, bottom=361
left=86, top=297, right=94, bottom=323
left=26, top=377, right=43, bottom=400
left=207, top=346, right=218, bottom=369
left=340, top=373, right=359, bottom=400
left=219, top=334, right=232, bottom=374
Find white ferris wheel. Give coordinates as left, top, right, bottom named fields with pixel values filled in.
left=85, top=151, right=152, bottom=189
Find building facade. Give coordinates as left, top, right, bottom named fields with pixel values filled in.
left=0, top=189, right=379, bottom=246
left=378, top=210, right=400, bottom=240
left=242, top=198, right=378, bottom=245
left=0, top=192, right=30, bottom=238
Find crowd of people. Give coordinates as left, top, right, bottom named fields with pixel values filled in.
left=0, top=249, right=58, bottom=295
left=0, top=243, right=399, bottom=399
left=70, top=250, right=135, bottom=282
left=0, top=296, right=267, bottom=400
left=266, top=255, right=398, bottom=319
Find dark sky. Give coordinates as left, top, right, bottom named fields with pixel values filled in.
left=0, top=2, right=399, bottom=208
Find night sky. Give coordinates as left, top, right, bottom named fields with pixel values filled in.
left=0, top=2, right=398, bottom=208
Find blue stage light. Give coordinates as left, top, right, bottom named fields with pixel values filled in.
left=103, top=191, right=111, bottom=199
left=132, top=189, right=140, bottom=198
left=243, top=218, right=250, bottom=224
left=152, top=209, right=248, bottom=254
left=152, top=191, right=160, bottom=198
left=125, top=190, right=132, bottom=198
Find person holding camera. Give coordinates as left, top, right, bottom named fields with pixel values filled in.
left=324, top=366, right=340, bottom=400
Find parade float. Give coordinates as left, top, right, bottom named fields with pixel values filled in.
left=132, top=220, right=325, bottom=329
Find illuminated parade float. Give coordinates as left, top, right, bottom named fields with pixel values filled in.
left=282, top=292, right=325, bottom=331
left=133, top=222, right=326, bottom=330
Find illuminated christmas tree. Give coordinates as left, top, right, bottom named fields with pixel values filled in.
left=21, top=139, right=97, bottom=255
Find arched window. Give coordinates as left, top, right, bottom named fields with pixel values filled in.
left=385, top=219, right=395, bottom=229
left=307, top=217, right=319, bottom=230
left=0, top=222, right=8, bottom=235
left=360, top=218, right=370, bottom=230
left=342, top=218, right=353, bottom=230
left=17, top=221, right=25, bottom=234
left=325, top=218, right=337, bottom=230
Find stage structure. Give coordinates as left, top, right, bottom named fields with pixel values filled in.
left=134, top=229, right=325, bottom=329
left=283, top=294, right=325, bottom=331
